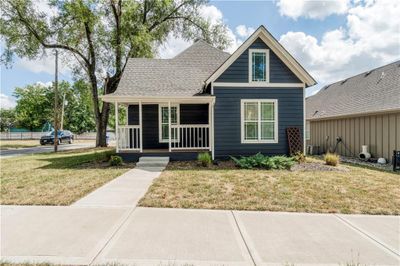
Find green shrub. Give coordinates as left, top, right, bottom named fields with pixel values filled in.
left=324, top=152, right=340, bottom=166
left=197, top=152, right=212, bottom=167
left=293, top=151, right=306, bottom=163
left=109, top=155, right=123, bottom=166
left=231, top=153, right=295, bottom=170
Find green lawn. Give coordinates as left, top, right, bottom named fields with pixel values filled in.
left=0, top=148, right=132, bottom=205
left=139, top=159, right=400, bottom=215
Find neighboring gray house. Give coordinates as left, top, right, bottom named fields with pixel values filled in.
left=102, top=25, right=316, bottom=161
left=306, top=61, right=400, bottom=161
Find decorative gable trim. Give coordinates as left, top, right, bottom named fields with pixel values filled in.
left=206, top=26, right=316, bottom=87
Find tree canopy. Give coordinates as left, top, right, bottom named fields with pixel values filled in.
left=1, top=0, right=230, bottom=146
left=9, top=81, right=96, bottom=133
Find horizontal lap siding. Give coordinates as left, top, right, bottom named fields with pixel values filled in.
left=307, top=112, right=400, bottom=162
left=215, top=38, right=301, bottom=83
left=214, top=87, right=304, bottom=158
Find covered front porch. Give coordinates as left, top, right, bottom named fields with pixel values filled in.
left=113, top=97, right=215, bottom=160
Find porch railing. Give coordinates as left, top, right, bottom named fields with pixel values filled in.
left=171, top=124, right=210, bottom=150
left=117, top=125, right=140, bottom=150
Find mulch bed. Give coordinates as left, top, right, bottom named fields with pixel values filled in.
left=291, top=162, right=349, bottom=172
left=167, top=159, right=349, bottom=172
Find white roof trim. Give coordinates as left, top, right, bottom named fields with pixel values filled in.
left=101, top=94, right=215, bottom=104
left=206, top=26, right=316, bottom=87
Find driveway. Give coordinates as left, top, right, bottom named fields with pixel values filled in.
left=1, top=161, right=399, bottom=265
left=0, top=142, right=95, bottom=158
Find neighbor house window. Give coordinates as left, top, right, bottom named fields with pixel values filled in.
left=306, top=121, right=311, bottom=140
left=159, top=104, right=179, bottom=142
left=241, top=99, right=278, bottom=143
left=249, top=49, right=269, bottom=82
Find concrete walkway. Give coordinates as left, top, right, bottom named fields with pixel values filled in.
left=1, top=158, right=399, bottom=265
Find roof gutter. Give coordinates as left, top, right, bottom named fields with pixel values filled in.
left=100, top=94, right=215, bottom=104
left=306, top=108, right=400, bottom=121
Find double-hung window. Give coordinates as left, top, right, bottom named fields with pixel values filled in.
left=241, top=99, right=278, bottom=143
left=159, top=104, right=179, bottom=143
left=249, top=49, right=269, bottom=83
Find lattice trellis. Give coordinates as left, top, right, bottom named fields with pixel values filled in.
left=286, top=127, right=303, bottom=155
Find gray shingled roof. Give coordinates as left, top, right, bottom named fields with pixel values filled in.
left=306, top=61, right=400, bottom=120
left=112, top=40, right=230, bottom=97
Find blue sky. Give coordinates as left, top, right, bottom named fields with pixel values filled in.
left=1, top=0, right=399, bottom=108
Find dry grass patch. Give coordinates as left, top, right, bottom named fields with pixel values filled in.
left=139, top=159, right=400, bottom=214
left=0, top=148, right=132, bottom=205
left=0, top=140, right=41, bottom=149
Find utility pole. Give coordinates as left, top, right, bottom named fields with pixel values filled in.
left=60, top=92, right=65, bottom=130
left=54, top=50, right=59, bottom=152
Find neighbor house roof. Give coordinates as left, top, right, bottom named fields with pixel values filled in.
left=109, top=40, right=230, bottom=98
left=306, top=61, right=400, bottom=120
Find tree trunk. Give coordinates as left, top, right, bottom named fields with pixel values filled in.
left=95, top=102, right=110, bottom=147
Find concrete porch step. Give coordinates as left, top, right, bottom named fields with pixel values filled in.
left=138, top=156, right=170, bottom=163
left=135, top=161, right=169, bottom=168
left=136, top=156, right=169, bottom=168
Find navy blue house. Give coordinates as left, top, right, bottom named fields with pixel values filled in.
left=102, top=26, right=316, bottom=161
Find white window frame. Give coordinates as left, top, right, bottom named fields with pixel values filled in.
left=306, top=120, right=311, bottom=140
left=248, top=49, right=270, bottom=83
left=158, top=104, right=180, bottom=143
left=241, top=99, right=278, bottom=144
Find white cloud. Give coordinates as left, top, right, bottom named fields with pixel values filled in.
left=35, top=81, right=53, bottom=87
left=277, top=0, right=350, bottom=20
left=279, top=0, right=400, bottom=95
left=0, top=93, right=16, bottom=109
left=158, top=5, right=251, bottom=57
left=199, top=5, right=223, bottom=25
left=17, top=54, right=70, bottom=75
left=236, top=25, right=255, bottom=38
left=158, top=35, right=191, bottom=59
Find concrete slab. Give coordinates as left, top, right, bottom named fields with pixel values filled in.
left=336, top=214, right=400, bottom=255
left=234, top=211, right=400, bottom=266
left=73, top=168, right=161, bottom=208
left=1, top=205, right=130, bottom=265
left=94, top=208, right=253, bottom=265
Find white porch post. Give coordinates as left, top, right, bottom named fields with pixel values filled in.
left=115, top=101, right=119, bottom=153
left=168, top=101, right=171, bottom=152
left=208, top=102, right=212, bottom=152
left=139, top=101, right=143, bottom=153
left=211, top=101, right=215, bottom=160
left=125, top=104, right=129, bottom=125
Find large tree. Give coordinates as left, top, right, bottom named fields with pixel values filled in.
left=14, top=84, right=53, bottom=130
left=0, top=108, right=17, bottom=132
left=0, top=0, right=229, bottom=146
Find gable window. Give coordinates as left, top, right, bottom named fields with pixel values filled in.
left=249, top=49, right=269, bottom=83
left=241, top=99, right=278, bottom=143
left=159, top=104, right=179, bottom=143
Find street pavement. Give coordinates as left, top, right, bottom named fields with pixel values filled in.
left=0, top=142, right=95, bottom=158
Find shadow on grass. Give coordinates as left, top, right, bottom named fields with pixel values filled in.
left=37, top=148, right=133, bottom=170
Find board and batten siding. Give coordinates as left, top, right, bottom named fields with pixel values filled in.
left=306, top=112, right=400, bottom=161
left=214, top=87, right=304, bottom=158
left=215, top=38, right=301, bottom=84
